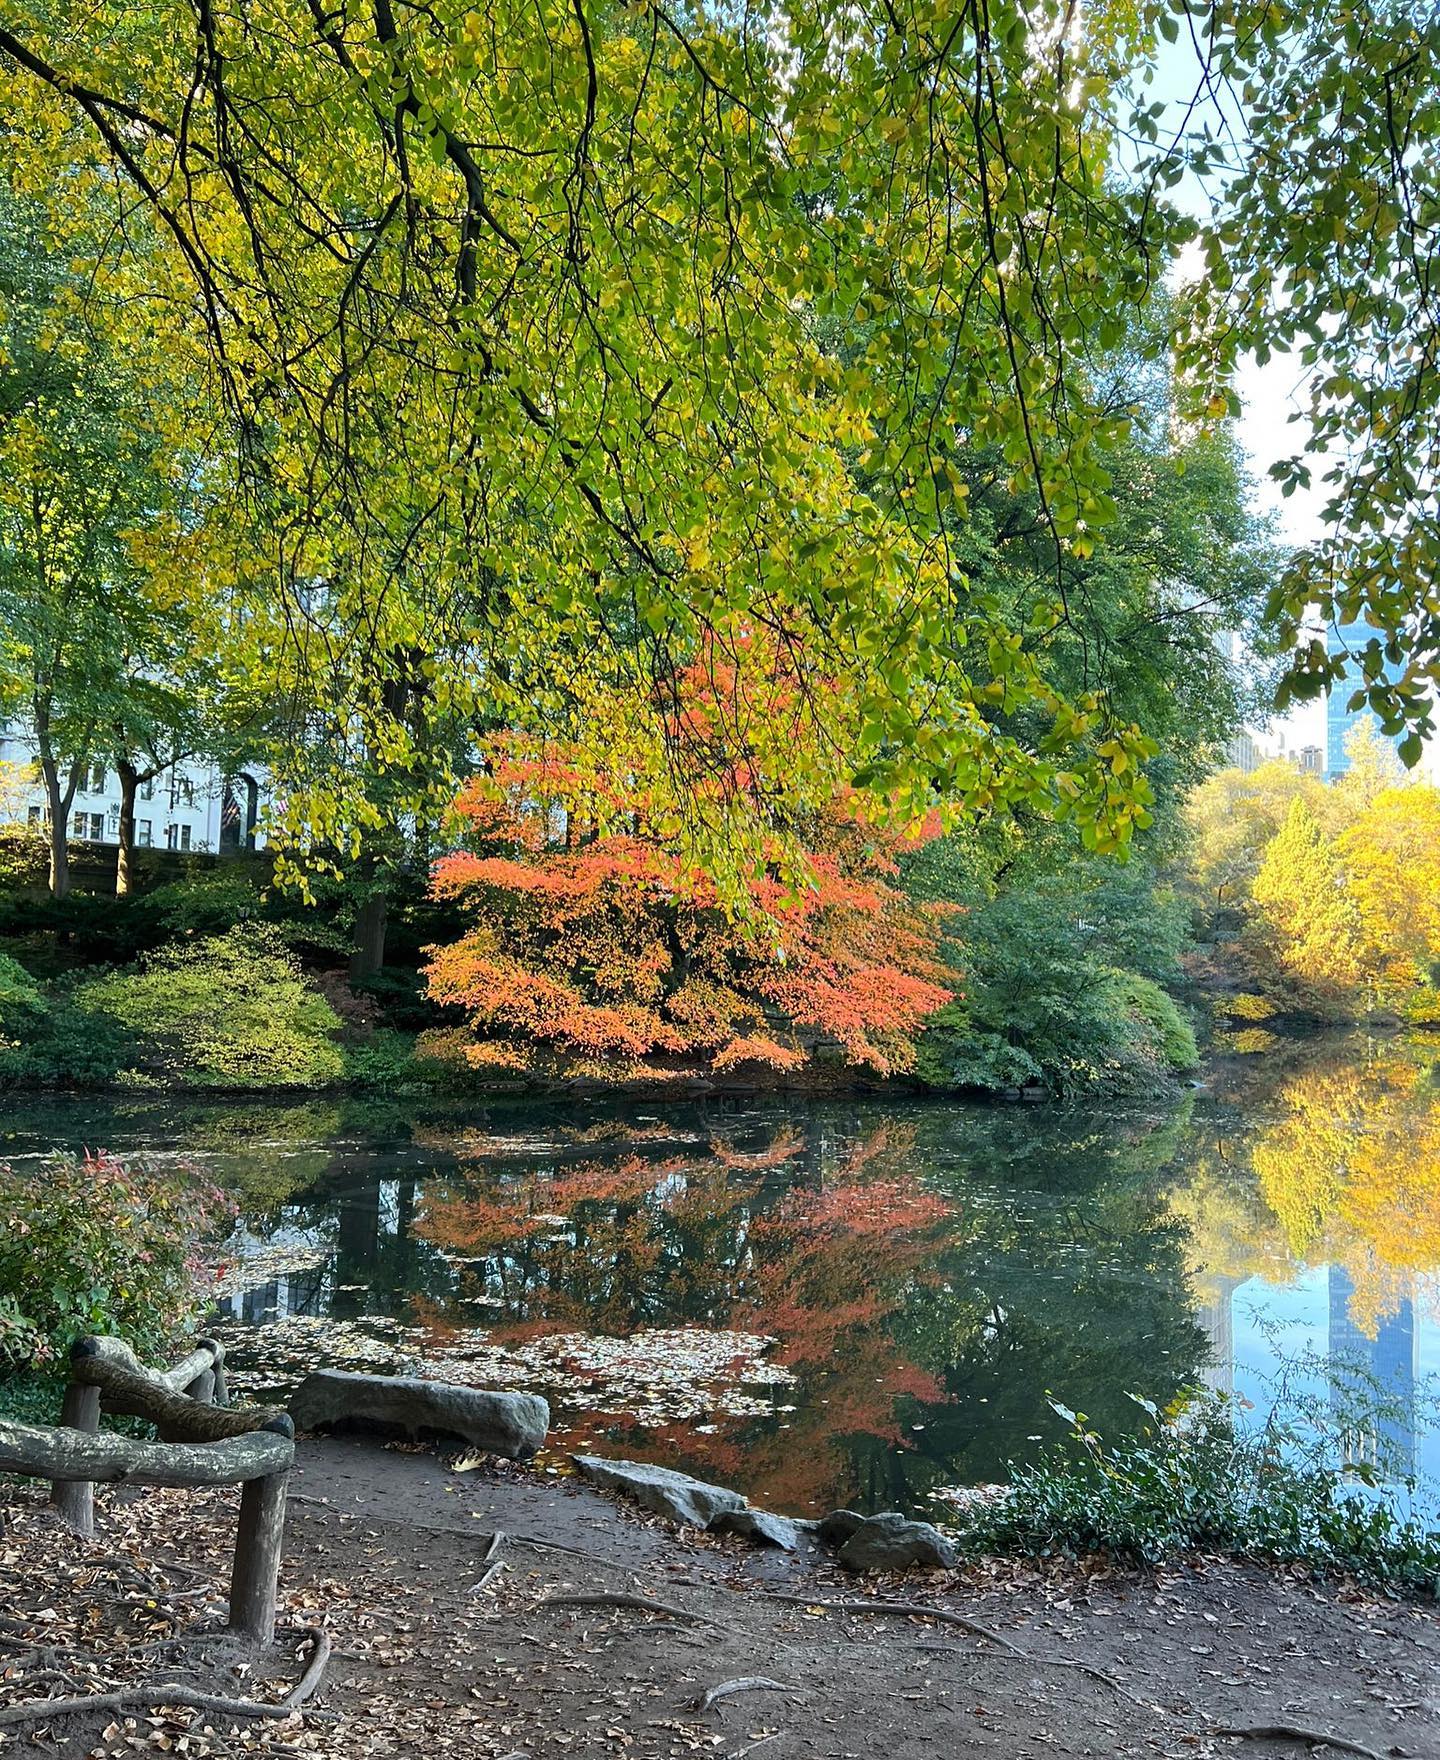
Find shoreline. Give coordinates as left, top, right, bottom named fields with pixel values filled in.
left=1, top=1433, right=1436, bottom=1759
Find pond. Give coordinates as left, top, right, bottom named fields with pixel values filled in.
left=5, top=1031, right=1440, bottom=1522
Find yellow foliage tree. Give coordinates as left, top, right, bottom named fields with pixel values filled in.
left=1339, top=786, right=1440, bottom=1000
left=1182, top=760, right=1326, bottom=913
left=1249, top=797, right=1363, bottom=1000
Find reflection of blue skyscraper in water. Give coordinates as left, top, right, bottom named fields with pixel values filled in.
left=1196, top=1274, right=1242, bottom=1396
left=1325, top=618, right=1406, bottom=781
left=1327, top=1265, right=1417, bottom=1477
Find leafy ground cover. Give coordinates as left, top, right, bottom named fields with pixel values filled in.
left=956, top=1398, right=1440, bottom=1597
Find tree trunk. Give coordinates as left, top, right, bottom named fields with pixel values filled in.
left=349, top=888, right=389, bottom=981
left=115, top=757, right=138, bottom=895
left=38, top=752, right=72, bottom=899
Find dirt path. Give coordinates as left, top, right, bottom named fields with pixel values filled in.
left=3, top=1436, right=1438, bottom=1760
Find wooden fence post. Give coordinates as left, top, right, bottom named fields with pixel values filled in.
left=50, top=1380, right=101, bottom=1536
left=210, top=1339, right=229, bottom=1409
left=229, top=1467, right=290, bottom=1643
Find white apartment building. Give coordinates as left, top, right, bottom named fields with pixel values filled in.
left=0, top=723, right=266, bottom=854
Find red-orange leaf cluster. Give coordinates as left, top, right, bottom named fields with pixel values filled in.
left=426, top=741, right=956, bottom=1080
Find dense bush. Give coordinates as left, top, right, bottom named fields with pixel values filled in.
left=912, top=881, right=1198, bottom=1095
left=0, top=949, right=46, bottom=1035
left=0, top=1149, right=233, bottom=1371
left=0, top=952, right=135, bottom=1088
left=1119, top=975, right=1199, bottom=1075
left=956, top=1396, right=1440, bottom=1592
left=75, top=926, right=346, bottom=1089
left=340, top=1026, right=434, bottom=1089
left=0, top=989, right=129, bottom=1087
left=905, top=826, right=1198, bottom=1096
left=142, top=866, right=270, bottom=941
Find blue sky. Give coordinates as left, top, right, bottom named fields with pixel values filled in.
left=1144, top=28, right=1330, bottom=750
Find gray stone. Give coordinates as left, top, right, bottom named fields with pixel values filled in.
left=836, top=1511, right=958, bottom=1573
left=571, top=1455, right=746, bottom=1528
left=288, top=1370, right=548, bottom=1460
left=712, top=1507, right=803, bottom=1550
left=816, top=1507, right=866, bottom=1544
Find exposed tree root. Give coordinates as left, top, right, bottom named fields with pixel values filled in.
left=537, top=1591, right=706, bottom=1621
left=1212, top=1724, right=1384, bottom=1760
left=695, top=1676, right=797, bottom=1714
left=726, top=1732, right=785, bottom=1760
left=467, top=1529, right=507, bottom=1595
left=512, top=1531, right=635, bottom=1567
left=536, top=1591, right=733, bottom=1631
left=760, top=1594, right=1138, bottom=1704
left=0, top=1625, right=331, bottom=1731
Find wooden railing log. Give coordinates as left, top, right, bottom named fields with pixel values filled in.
left=160, top=1343, right=223, bottom=1392
left=208, top=1338, right=229, bottom=1409
left=72, top=1351, right=284, bottom=1443
left=74, top=1335, right=220, bottom=1393
left=1, top=1415, right=294, bottom=1489
left=25, top=1338, right=292, bottom=1645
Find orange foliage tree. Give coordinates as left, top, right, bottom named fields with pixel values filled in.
left=425, top=737, right=957, bottom=1081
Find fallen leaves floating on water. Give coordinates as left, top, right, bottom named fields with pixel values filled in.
left=216, top=1315, right=796, bottom=1429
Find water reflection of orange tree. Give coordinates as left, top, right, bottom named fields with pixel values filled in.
left=413, top=1131, right=806, bottom=1335
left=411, top=1123, right=954, bottom=1507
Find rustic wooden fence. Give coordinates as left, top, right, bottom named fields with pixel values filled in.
left=0, top=1335, right=293, bottom=1643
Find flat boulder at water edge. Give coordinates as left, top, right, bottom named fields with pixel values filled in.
left=288, top=1370, right=549, bottom=1460
left=570, top=1454, right=748, bottom=1528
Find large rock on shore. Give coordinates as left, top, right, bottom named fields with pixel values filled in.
left=289, top=1370, right=549, bottom=1460
left=571, top=1455, right=746, bottom=1528
left=711, top=1507, right=803, bottom=1550
left=834, top=1510, right=957, bottom=1572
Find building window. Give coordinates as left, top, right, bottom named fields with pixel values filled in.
left=140, top=777, right=155, bottom=802
left=137, top=820, right=152, bottom=847
left=179, top=824, right=192, bottom=851
left=77, top=812, right=105, bottom=842
left=88, top=764, right=106, bottom=793
left=170, top=776, right=195, bottom=809
left=165, top=824, right=178, bottom=850
left=27, top=805, right=40, bottom=827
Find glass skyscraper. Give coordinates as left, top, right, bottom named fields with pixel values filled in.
left=1325, top=618, right=1406, bottom=779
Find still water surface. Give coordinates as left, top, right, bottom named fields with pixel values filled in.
left=5, top=1033, right=1439, bottom=1520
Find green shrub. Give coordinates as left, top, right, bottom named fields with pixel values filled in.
left=341, top=1026, right=432, bottom=1089
left=75, top=926, right=346, bottom=1089
left=143, top=867, right=268, bottom=940
left=0, top=825, right=47, bottom=889
left=912, top=1002, right=1044, bottom=1091
left=1117, top=974, right=1199, bottom=1073
left=0, top=953, right=141, bottom=1088
left=0, top=1149, right=234, bottom=1371
left=955, top=1396, right=1440, bottom=1592
left=0, top=992, right=130, bottom=1088
left=0, top=950, right=46, bottom=1035
left=0, top=1365, right=65, bottom=1425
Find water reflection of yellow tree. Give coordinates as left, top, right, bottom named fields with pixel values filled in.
left=1180, top=1055, right=1440, bottom=1340
left=410, top=1122, right=953, bottom=1510
left=1252, top=1058, right=1440, bottom=1337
